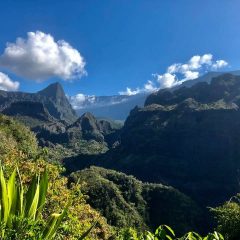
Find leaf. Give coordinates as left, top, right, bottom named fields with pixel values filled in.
left=42, top=205, right=68, bottom=240
left=7, top=169, right=17, bottom=214
left=79, top=220, right=98, bottom=240
left=0, top=167, right=9, bottom=223
left=42, top=213, right=60, bottom=240
left=155, top=225, right=175, bottom=239
left=26, top=176, right=40, bottom=220
left=37, top=168, right=48, bottom=218
left=24, top=174, right=38, bottom=216
left=6, top=169, right=17, bottom=226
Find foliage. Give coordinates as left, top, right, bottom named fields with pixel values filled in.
left=71, top=166, right=203, bottom=235
left=115, top=225, right=224, bottom=240
left=115, top=227, right=140, bottom=240
left=0, top=166, right=67, bottom=239
left=0, top=115, right=112, bottom=239
left=210, top=195, right=240, bottom=240
left=0, top=114, right=38, bottom=162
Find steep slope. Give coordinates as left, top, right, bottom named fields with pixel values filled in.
left=70, top=166, right=203, bottom=235
left=34, top=112, right=121, bottom=152
left=97, top=73, right=240, bottom=207
left=37, top=82, right=77, bottom=123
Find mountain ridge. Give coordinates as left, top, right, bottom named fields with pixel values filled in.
left=0, top=82, right=78, bottom=123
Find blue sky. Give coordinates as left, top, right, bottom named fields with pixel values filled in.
left=0, top=0, right=239, bottom=97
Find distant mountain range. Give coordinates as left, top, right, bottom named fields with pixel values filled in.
left=75, top=93, right=148, bottom=121
left=72, top=70, right=240, bottom=120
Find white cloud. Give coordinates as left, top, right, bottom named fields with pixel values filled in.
left=156, top=73, right=177, bottom=88
left=0, top=31, right=86, bottom=81
left=119, top=80, right=158, bottom=96
left=119, top=54, right=228, bottom=95
left=69, top=93, right=130, bottom=109
left=144, top=80, right=158, bottom=92
left=69, top=94, right=96, bottom=109
left=200, top=54, right=213, bottom=65
left=211, top=60, right=228, bottom=70
left=155, top=54, right=228, bottom=89
left=0, top=72, right=19, bottom=91
left=119, top=87, right=141, bottom=96
left=183, top=71, right=199, bottom=80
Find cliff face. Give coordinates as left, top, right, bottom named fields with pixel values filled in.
left=109, top=74, right=240, bottom=206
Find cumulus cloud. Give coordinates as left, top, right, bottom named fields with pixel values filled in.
left=0, top=31, right=86, bottom=81
left=212, top=60, right=228, bottom=70
left=120, top=54, right=228, bottom=96
left=69, top=93, right=131, bottom=109
left=69, top=94, right=96, bottom=109
left=155, top=54, right=228, bottom=88
left=119, top=81, right=157, bottom=96
left=0, top=72, right=19, bottom=91
left=144, top=80, right=158, bottom=92
left=119, top=87, right=141, bottom=96
left=155, top=73, right=177, bottom=88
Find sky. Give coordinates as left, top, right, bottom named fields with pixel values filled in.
left=0, top=0, right=239, bottom=100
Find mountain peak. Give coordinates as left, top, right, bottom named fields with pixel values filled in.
left=37, top=82, right=65, bottom=99
left=35, top=82, right=78, bottom=123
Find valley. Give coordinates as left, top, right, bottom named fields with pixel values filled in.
left=0, top=72, right=239, bottom=238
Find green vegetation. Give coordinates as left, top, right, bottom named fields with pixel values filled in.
left=0, top=114, right=112, bottom=239
left=211, top=195, right=240, bottom=240
left=115, top=225, right=224, bottom=240
left=0, top=167, right=66, bottom=239
left=0, top=114, right=239, bottom=239
left=70, top=166, right=203, bottom=235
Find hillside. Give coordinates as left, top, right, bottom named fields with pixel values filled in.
left=64, top=73, right=240, bottom=209
left=0, top=114, right=113, bottom=239
left=70, top=166, right=204, bottom=235
left=103, top=73, right=240, bottom=207
left=0, top=83, right=122, bottom=159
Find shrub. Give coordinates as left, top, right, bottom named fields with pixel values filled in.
left=210, top=195, right=240, bottom=240
left=115, top=225, right=224, bottom=240
left=0, top=167, right=66, bottom=239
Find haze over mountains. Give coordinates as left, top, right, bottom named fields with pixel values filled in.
left=0, top=70, right=239, bottom=122
left=70, top=70, right=240, bottom=120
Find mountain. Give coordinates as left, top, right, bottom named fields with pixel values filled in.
left=73, top=71, right=240, bottom=121
left=0, top=82, right=78, bottom=124
left=65, top=73, right=240, bottom=209
left=112, top=73, right=240, bottom=206
left=176, top=70, right=240, bottom=89
left=33, top=112, right=121, bottom=154
left=0, top=83, right=123, bottom=155
left=75, top=93, right=148, bottom=121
